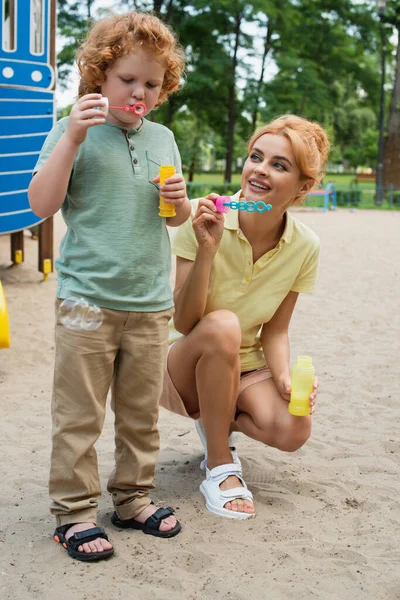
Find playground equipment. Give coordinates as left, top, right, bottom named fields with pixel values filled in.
left=0, top=281, right=10, bottom=348
left=215, top=196, right=272, bottom=214
left=306, top=183, right=336, bottom=212
left=354, top=172, right=376, bottom=184
left=0, top=0, right=56, bottom=278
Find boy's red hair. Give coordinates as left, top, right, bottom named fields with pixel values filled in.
left=76, top=12, right=185, bottom=105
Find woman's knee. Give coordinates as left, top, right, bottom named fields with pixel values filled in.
left=200, top=310, right=241, bottom=356
left=254, top=416, right=312, bottom=452
left=275, top=418, right=312, bottom=452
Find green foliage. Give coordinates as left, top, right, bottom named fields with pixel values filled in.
left=57, top=104, right=73, bottom=120
left=55, top=0, right=396, bottom=177
left=57, top=0, right=97, bottom=88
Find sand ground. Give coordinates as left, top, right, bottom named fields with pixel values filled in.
left=0, top=208, right=399, bottom=600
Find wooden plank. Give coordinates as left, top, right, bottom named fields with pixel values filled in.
left=10, top=230, right=24, bottom=264
left=38, top=217, right=53, bottom=279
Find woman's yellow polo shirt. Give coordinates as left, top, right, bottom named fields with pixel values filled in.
left=169, top=193, right=320, bottom=372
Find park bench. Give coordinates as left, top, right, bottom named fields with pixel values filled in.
left=354, top=173, right=376, bottom=184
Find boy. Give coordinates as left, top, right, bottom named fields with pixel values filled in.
left=29, top=12, right=189, bottom=561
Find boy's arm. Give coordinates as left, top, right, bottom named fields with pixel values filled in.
left=28, top=134, right=80, bottom=218
left=151, top=172, right=191, bottom=227
left=28, top=94, right=107, bottom=218
left=156, top=137, right=191, bottom=227
left=166, top=196, right=191, bottom=227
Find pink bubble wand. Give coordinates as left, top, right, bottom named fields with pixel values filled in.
left=96, top=97, right=147, bottom=117
left=108, top=102, right=146, bottom=116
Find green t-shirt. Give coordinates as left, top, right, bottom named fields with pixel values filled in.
left=35, top=117, right=182, bottom=311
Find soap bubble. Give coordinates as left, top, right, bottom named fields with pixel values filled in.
left=58, top=297, right=103, bottom=331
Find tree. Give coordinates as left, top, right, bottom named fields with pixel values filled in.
left=57, top=0, right=96, bottom=87
left=383, top=1, right=400, bottom=187
left=55, top=0, right=387, bottom=178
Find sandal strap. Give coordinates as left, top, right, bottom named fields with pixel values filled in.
left=67, top=527, right=109, bottom=551
left=144, top=507, right=174, bottom=531
left=207, top=463, right=242, bottom=480
left=219, top=487, right=254, bottom=501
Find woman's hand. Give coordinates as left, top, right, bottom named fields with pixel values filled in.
left=66, top=94, right=107, bottom=146
left=276, top=375, right=319, bottom=414
left=192, top=194, right=225, bottom=253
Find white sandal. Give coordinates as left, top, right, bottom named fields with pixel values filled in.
left=199, top=463, right=255, bottom=519
left=194, top=419, right=242, bottom=471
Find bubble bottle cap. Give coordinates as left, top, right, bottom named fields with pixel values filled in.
left=296, top=356, right=313, bottom=368
left=159, top=165, right=176, bottom=182
left=94, top=96, right=109, bottom=116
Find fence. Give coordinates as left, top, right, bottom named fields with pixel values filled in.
left=185, top=182, right=400, bottom=210
left=187, top=182, right=400, bottom=210
left=306, top=185, right=400, bottom=210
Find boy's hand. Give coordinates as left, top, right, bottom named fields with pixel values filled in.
left=152, top=173, right=188, bottom=209
left=66, top=94, right=107, bottom=146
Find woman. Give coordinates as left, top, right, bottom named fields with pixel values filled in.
left=161, top=115, right=329, bottom=519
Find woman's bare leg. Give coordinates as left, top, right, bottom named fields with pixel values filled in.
left=168, top=310, right=254, bottom=514
left=236, top=378, right=312, bottom=451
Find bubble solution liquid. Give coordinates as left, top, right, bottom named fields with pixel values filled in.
left=288, top=356, right=315, bottom=416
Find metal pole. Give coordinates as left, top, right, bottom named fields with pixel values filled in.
left=375, top=14, right=386, bottom=205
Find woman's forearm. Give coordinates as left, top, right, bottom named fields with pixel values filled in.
left=28, top=133, right=80, bottom=218
left=173, top=249, right=215, bottom=335
left=262, top=332, right=291, bottom=383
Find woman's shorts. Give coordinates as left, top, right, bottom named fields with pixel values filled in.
left=160, top=345, right=273, bottom=419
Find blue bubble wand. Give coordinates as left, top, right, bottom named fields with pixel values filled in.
left=215, top=196, right=272, bottom=214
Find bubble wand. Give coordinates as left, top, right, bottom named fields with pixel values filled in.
left=215, top=196, right=272, bottom=214
left=109, top=102, right=146, bottom=116
left=96, top=97, right=146, bottom=117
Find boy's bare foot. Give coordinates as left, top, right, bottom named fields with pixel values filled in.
left=65, top=523, right=113, bottom=554
left=219, top=475, right=255, bottom=514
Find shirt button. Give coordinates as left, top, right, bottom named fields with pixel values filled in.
left=133, top=158, right=138, bottom=164
left=130, top=145, right=135, bottom=151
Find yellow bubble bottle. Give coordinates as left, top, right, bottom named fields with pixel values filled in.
left=158, top=165, right=176, bottom=217
left=288, top=356, right=315, bottom=416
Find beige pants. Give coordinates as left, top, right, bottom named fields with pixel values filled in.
left=49, top=303, right=173, bottom=526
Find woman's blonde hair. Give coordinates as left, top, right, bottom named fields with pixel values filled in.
left=248, top=115, right=330, bottom=205
left=76, top=12, right=185, bottom=105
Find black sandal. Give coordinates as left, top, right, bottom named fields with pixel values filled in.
left=53, top=524, right=114, bottom=562
left=111, top=506, right=181, bottom=538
